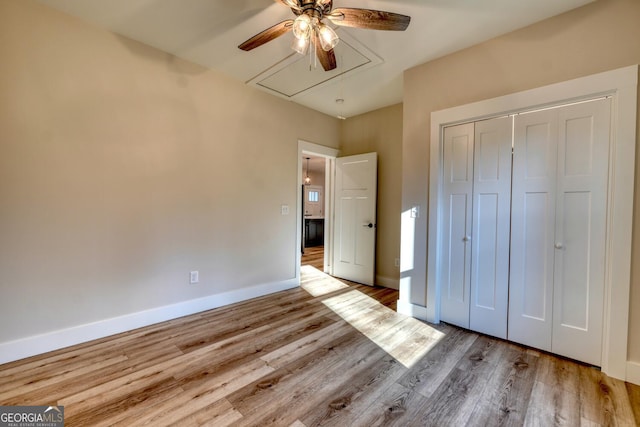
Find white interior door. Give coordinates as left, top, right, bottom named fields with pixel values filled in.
left=509, top=109, right=558, bottom=351
left=551, top=98, right=610, bottom=366
left=469, top=116, right=512, bottom=339
left=440, top=123, right=474, bottom=328
left=332, top=152, right=377, bottom=285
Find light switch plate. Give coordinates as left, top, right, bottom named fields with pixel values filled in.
left=190, top=271, right=199, bottom=284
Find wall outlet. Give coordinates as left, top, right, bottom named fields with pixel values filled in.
left=394, top=258, right=400, bottom=268
left=410, top=206, right=419, bottom=218
left=281, top=205, right=290, bottom=215
left=190, top=271, right=199, bottom=284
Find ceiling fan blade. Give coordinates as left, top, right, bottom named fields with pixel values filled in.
left=238, top=20, right=293, bottom=51
left=328, top=8, right=411, bottom=31
left=316, top=48, right=337, bottom=72
left=313, top=31, right=336, bottom=71
left=314, top=35, right=337, bottom=71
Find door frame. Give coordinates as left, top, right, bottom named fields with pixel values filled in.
left=426, top=65, right=637, bottom=380
left=296, top=140, right=338, bottom=280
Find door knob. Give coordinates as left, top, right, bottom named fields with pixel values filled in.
left=554, top=242, right=563, bottom=249
left=463, top=235, right=471, bottom=242
left=363, top=223, right=374, bottom=228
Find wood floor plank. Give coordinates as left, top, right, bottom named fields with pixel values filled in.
left=226, top=330, right=377, bottom=422
left=467, top=344, right=540, bottom=426
left=578, top=364, right=637, bottom=426
left=396, top=325, right=478, bottom=398
left=174, top=398, right=243, bottom=427
left=260, top=320, right=354, bottom=369
left=350, top=382, right=428, bottom=427
left=230, top=341, right=388, bottom=427
left=63, top=376, right=181, bottom=426
left=522, top=353, right=584, bottom=426
left=174, top=316, right=338, bottom=391
left=298, top=354, right=406, bottom=426
left=627, top=382, right=640, bottom=425
left=407, top=335, right=507, bottom=426
left=523, top=379, right=581, bottom=426
left=111, top=359, right=272, bottom=427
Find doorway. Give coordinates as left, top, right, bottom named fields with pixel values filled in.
left=296, top=141, right=379, bottom=287
left=301, top=155, right=327, bottom=270
left=296, top=141, right=338, bottom=278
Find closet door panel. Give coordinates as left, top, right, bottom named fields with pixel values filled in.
left=552, top=99, right=610, bottom=366
left=557, top=192, right=591, bottom=329
left=509, top=110, right=558, bottom=351
left=440, top=123, right=474, bottom=328
left=469, top=117, right=512, bottom=339
left=521, top=192, right=553, bottom=320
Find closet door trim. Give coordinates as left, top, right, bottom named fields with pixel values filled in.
left=427, top=65, right=637, bottom=380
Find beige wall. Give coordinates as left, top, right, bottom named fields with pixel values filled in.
left=340, top=104, right=403, bottom=286
left=401, top=0, right=640, bottom=362
left=0, top=0, right=339, bottom=343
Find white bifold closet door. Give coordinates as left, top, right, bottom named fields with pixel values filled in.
left=440, top=117, right=512, bottom=338
left=440, top=122, right=474, bottom=328
left=469, top=117, right=513, bottom=339
left=509, top=98, right=611, bottom=366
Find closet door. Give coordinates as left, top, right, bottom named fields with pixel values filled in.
left=469, top=117, right=512, bottom=339
left=551, top=99, right=610, bottom=366
left=440, top=123, right=474, bottom=328
left=509, top=109, right=558, bottom=351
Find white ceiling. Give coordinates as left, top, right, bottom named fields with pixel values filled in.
left=37, top=0, right=594, bottom=118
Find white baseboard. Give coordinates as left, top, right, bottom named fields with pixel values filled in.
left=626, top=361, right=640, bottom=385
left=375, top=275, right=399, bottom=290
left=0, top=278, right=299, bottom=365
left=397, top=300, right=428, bottom=321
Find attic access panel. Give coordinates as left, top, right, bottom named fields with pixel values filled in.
left=247, top=30, right=382, bottom=99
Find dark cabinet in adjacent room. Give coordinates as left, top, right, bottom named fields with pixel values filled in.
left=304, top=218, right=324, bottom=247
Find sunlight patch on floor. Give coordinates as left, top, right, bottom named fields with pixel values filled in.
left=300, top=265, right=445, bottom=368
left=300, top=265, right=349, bottom=296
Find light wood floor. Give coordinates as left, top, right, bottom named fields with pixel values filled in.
left=301, top=245, right=324, bottom=270
left=1, top=260, right=638, bottom=426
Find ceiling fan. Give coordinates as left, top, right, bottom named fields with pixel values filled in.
left=238, top=0, right=411, bottom=71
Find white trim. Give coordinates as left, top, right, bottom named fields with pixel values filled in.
left=626, top=361, right=640, bottom=386
left=324, top=157, right=336, bottom=274
left=0, top=278, right=299, bottom=365
left=297, top=140, right=339, bottom=279
left=397, top=300, right=428, bottom=320
left=376, top=275, right=399, bottom=290
left=428, top=65, right=637, bottom=380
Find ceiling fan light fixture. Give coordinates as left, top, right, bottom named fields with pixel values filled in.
left=317, top=24, right=339, bottom=51
left=293, top=14, right=312, bottom=40
left=304, top=157, right=311, bottom=185
left=292, top=35, right=310, bottom=55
